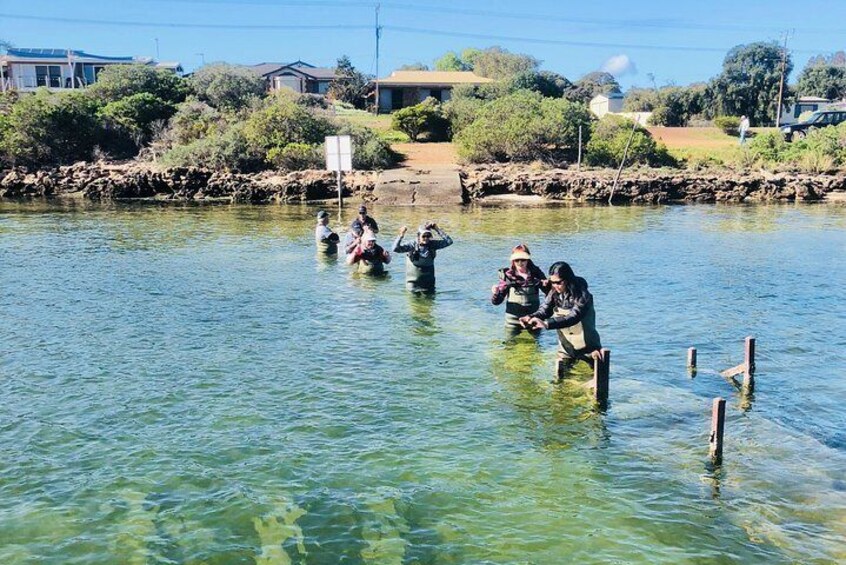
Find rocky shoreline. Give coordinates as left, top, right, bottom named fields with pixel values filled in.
left=1, top=162, right=844, bottom=204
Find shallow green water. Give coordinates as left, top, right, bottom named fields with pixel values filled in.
left=1, top=201, right=845, bottom=564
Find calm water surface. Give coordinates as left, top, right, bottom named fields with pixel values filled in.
left=1, top=201, right=845, bottom=564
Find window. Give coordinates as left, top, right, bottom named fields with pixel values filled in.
left=429, top=88, right=443, bottom=102
left=35, top=65, right=62, bottom=88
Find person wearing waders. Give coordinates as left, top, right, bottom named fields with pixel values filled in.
left=519, top=261, right=603, bottom=373
left=491, top=244, right=549, bottom=337
left=351, top=205, right=379, bottom=234
left=314, top=210, right=339, bottom=254
left=346, top=231, right=391, bottom=275
left=393, top=223, right=453, bottom=293
left=343, top=225, right=364, bottom=257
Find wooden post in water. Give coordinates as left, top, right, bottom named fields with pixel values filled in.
left=709, top=397, right=726, bottom=465
left=593, top=348, right=611, bottom=407
left=687, top=347, right=697, bottom=371
left=743, top=336, right=755, bottom=392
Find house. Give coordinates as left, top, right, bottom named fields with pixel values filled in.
left=589, top=93, right=624, bottom=118
left=590, top=93, right=651, bottom=125
left=373, top=70, right=493, bottom=112
left=0, top=48, right=182, bottom=92
left=779, top=96, right=835, bottom=126
left=249, top=60, right=337, bottom=94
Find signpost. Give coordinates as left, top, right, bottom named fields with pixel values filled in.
left=325, top=135, right=353, bottom=209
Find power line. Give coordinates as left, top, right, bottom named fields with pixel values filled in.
left=0, top=12, right=371, bottom=31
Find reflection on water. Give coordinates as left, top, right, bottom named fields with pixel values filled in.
left=0, top=200, right=845, bottom=563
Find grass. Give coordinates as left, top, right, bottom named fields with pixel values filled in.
left=332, top=103, right=410, bottom=143
left=648, top=126, right=778, bottom=167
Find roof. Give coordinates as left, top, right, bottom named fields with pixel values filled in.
left=795, top=96, right=831, bottom=103
left=250, top=61, right=337, bottom=80
left=3, top=48, right=135, bottom=62
left=374, top=71, right=494, bottom=86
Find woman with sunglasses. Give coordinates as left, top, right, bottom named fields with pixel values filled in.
left=393, top=222, right=453, bottom=293
left=519, top=261, right=602, bottom=370
left=491, top=244, right=549, bottom=336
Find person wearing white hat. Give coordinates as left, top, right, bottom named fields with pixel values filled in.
left=491, top=244, right=549, bottom=336
left=346, top=230, right=391, bottom=275
left=392, top=222, right=453, bottom=293
left=314, top=210, right=339, bottom=254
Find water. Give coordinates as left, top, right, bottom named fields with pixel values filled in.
left=1, top=201, right=845, bottom=564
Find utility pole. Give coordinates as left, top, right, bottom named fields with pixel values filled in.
left=775, top=31, right=789, bottom=127
left=374, top=3, right=381, bottom=114
left=154, top=38, right=160, bottom=61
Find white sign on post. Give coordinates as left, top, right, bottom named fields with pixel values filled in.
left=325, top=135, right=353, bottom=172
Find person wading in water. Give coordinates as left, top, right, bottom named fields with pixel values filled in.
left=519, top=261, right=603, bottom=374
left=393, top=223, right=453, bottom=293
left=346, top=231, right=391, bottom=275
left=491, top=244, right=549, bottom=337
left=314, top=210, right=339, bottom=255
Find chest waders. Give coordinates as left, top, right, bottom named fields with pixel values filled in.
left=405, top=253, right=436, bottom=293
left=553, top=304, right=601, bottom=361
left=504, top=285, right=540, bottom=328
left=317, top=239, right=338, bottom=255
left=358, top=258, right=385, bottom=276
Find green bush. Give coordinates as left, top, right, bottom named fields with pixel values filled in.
left=714, top=115, right=741, bottom=136
left=390, top=97, right=448, bottom=142
left=267, top=142, right=323, bottom=170
left=189, top=63, right=267, bottom=111
left=1, top=89, right=103, bottom=165
left=87, top=64, right=187, bottom=104
left=455, top=90, right=592, bottom=163
left=167, top=99, right=225, bottom=145
left=244, top=92, right=335, bottom=163
left=442, top=96, right=485, bottom=137
left=99, top=92, right=176, bottom=140
left=585, top=115, right=674, bottom=168
left=336, top=123, right=397, bottom=169
left=746, top=131, right=790, bottom=163
left=161, top=123, right=262, bottom=171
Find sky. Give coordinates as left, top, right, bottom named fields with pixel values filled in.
left=2, top=0, right=845, bottom=89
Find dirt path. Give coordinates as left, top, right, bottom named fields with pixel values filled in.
left=392, top=143, right=458, bottom=168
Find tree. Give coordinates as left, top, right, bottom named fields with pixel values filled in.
left=623, top=87, right=660, bottom=112
left=433, top=51, right=470, bottom=72
left=1, top=90, right=102, bottom=165
left=243, top=92, right=335, bottom=163
left=566, top=72, right=621, bottom=104
left=391, top=97, right=447, bottom=142
left=99, top=93, right=176, bottom=142
left=326, top=55, right=371, bottom=109
left=806, top=51, right=846, bottom=68
left=398, top=62, right=430, bottom=71
left=509, top=70, right=572, bottom=98
left=710, top=41, right=792, bottom=125
left=586, top=115, right=673, bottom=167
left=461, top=46, right=539, bottom=80
left=796, top=64, right=846, bottom=100
left=189, top=63, right=267, bottom=111
left=86, top=64, right=187, bottom=104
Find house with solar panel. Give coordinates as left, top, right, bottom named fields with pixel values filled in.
left=373, top=70, right=493, bottom=113
left=0, top=48, right=183, bottom=92
left=249, top=60, right=337, bottom=95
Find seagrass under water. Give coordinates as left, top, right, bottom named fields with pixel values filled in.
left=0, top=201, right=844, bottom=564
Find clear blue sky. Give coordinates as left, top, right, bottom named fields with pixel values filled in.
left=2, top=0, right=844, bottom=88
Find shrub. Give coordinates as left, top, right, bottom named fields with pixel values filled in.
left=160, top=123, right=262, bottom=171
left=455, top=90, right=592, bottom=163
left=442, top=96, right=485, bottom=137
left=267, top=142, right=323, bottom=170
left=243, top=92, right=335, bottom=163
left=797, top=151, right=835, bottom=173
left=746, top=131, right=789, bottom=162
left=585, top=115, right=674, bottom=168
left=714, top=115, right=741, bottom=136
left=167, top=99, right=226, bottom=145
left=336, top=123, right=397, bottom=169
left=1, top=89, right=103, bottom=165
left=87, top=64, right=187, bottom=104
left=99, top=92, right=176, bottom=141
left=189, top=63, right=267, bottom=111
left=391, top=97, right=448, bottom=142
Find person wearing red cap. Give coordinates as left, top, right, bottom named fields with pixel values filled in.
left=491, top=244, right=549, bottom=336
left=346, top=231, right=391, bottom=275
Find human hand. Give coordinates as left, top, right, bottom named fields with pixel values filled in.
left=528, top=317, right=547, bottom=330
left=491, top=284, right=499, bottom=294
left=518, top=315, right=532, bottom=328
left=399, top=226, right=407, bottom=236
left=590, top=349, right=605, bottom=362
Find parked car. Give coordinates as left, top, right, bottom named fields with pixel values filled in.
left=781, top=109, right=846, bottom=141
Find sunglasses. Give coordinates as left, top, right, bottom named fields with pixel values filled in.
left=549, top=279, right=565, bottom=286
left=421, top=234, right=432, bottom=239
left=514, top=259, right=528, bottom=263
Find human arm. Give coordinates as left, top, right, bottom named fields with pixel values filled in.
left=491, top=269, right=512, bottom=305
left=344, top=234, right=361, bottom=255
left=392, top=226, right=415, bottom=253
left=346, top=246, right=362, bottom=265
left=543, top=287, right=593, bottom=330
left=430, top=224, right=453, bottom=249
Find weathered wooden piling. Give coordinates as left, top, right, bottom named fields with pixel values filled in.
left=687, top=347, right=697, bottom=371
left=593, top=348, right=611, bottom=406
left=743, top=336, right=756, bottom=392
left=709, top=397, right=726, bottom=465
